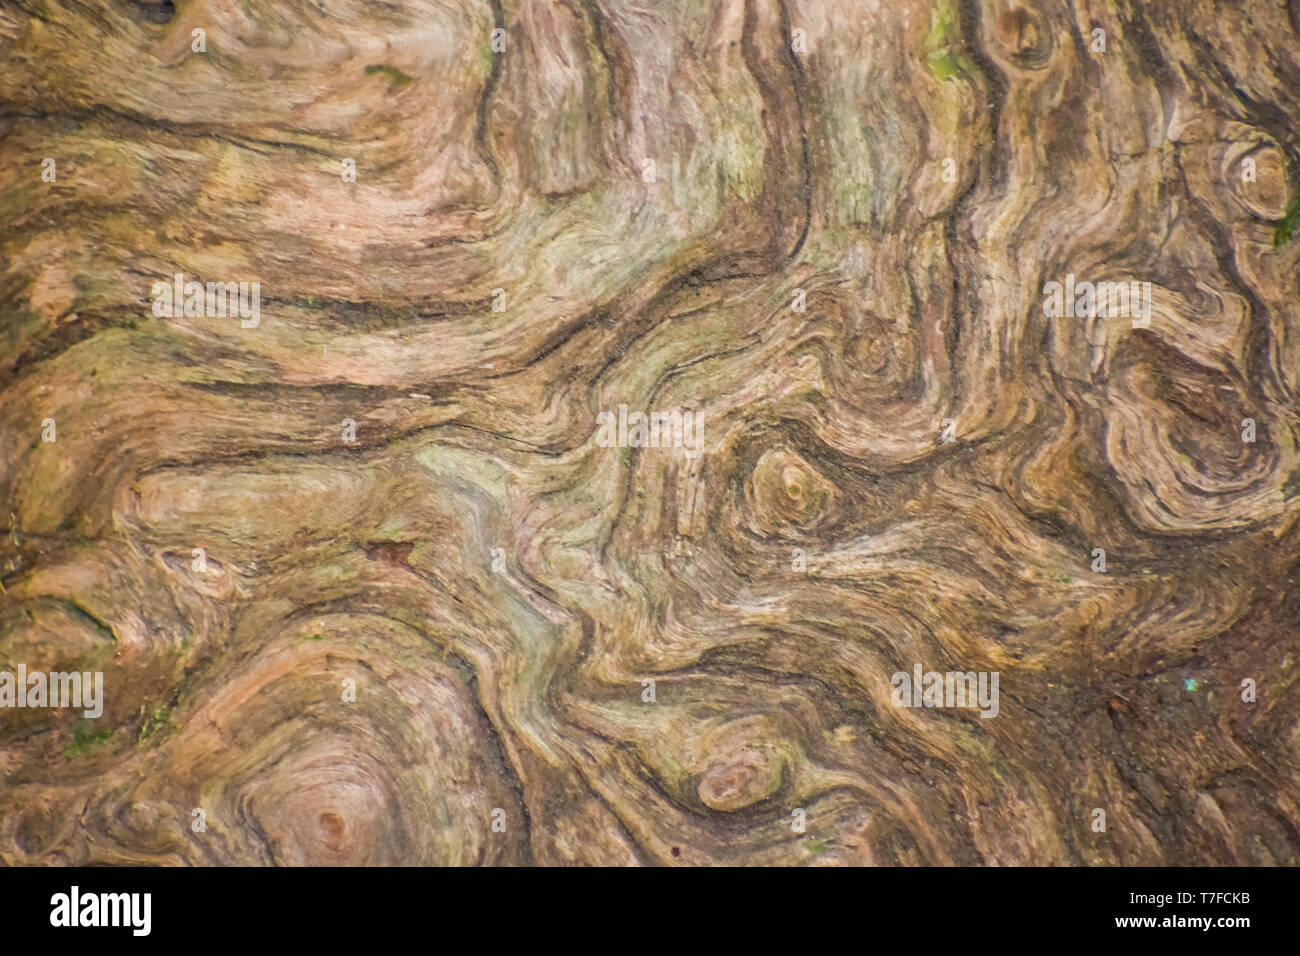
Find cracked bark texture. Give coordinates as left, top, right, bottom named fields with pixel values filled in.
left=2, top=0, right=1300, bottom=866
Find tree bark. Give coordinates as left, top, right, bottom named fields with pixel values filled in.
left=1, top=0, right=1299, bottom=865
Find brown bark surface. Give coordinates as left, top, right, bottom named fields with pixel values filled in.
left=1, top=0, right=1299, bottom=865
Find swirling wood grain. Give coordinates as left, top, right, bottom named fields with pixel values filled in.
left=1, top=0, right=1299, bottom=866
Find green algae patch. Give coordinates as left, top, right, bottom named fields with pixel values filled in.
left=923, top=0, right=977, bottom=83
left=66, top=720, right=112, bottom=758
left=1273, top=156, right=1300, bottom=245
left=365, top=65, right=414, bottom=92
left=137, top=705, right=177, bottom=746
left=1274, top=198, right=1299, bottom=246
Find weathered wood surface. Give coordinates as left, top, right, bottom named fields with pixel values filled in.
left=1, top=0, right=1299, bottom=865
